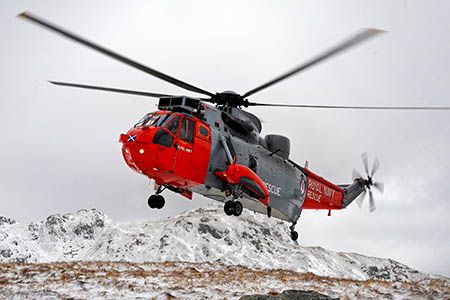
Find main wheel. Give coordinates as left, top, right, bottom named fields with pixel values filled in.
left=232, top=201, right=243, bottom=217
left=224, top=200, right=234, bottom=216
left=290, top=231, right=299, bottom=241
left=155, top=195, right=165, bottom=209
left=147, top=195, right=156, bottom=208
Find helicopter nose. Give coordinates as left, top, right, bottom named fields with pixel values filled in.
left=120, top=130, right=150, bottom=172
left=121, top=141, right=144, bottom=174
left=119, top=128, right=164, bottom=175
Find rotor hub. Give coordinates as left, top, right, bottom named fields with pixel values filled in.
left=213, top=91, right=248, bottom=107
left=365, top=176, right=374, bottom=189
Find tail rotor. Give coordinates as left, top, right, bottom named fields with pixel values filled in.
left=353, top=153, right=384, bottom=212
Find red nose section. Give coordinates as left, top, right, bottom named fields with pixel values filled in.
left=119, top=126, right=205, bottom=190
left=119, top=128, right=160, bottom=175
left=215, top=163, right=269, bottom=206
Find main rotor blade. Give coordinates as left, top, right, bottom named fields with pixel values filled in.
left=49, top=81, right=176, bottom=98
left=362, top=152, right=369, bottom=177
left=241, top=28, right=384, bottom=99
left=247, top=102, right=450, bottom=110
left=374, top=182, right=384, bottom=194
left=18, top=12, right=215, bottom=98
left=369, top=190, right=376, bottom=212
left=371, top=158, right=380, bottom=177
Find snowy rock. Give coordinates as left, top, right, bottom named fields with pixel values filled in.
left=0, top=203, right=438, bottom=282
left=0, top=216, right=16, bottom=226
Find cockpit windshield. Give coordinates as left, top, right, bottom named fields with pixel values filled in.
left=134, top=112, right=181, bottom=130
left=134, top=113, right=152, bottom=127
left=134, top=113, right=161, bottom=127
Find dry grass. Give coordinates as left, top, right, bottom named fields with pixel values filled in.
left=0, top=261, right=448, bottom=299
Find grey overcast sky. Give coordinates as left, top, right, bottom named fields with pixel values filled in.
left=1, top=1, right=449, bottom=276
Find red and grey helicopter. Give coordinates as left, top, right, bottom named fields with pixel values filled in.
left=20, top=12, right=450, bottom=241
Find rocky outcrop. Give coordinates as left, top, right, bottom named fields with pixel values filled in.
left=240, top=290, right=339, bottom=300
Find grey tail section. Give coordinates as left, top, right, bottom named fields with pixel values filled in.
left=339, top=179, right=366, bottom=208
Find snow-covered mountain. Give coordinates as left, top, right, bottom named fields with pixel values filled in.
left=0, top=204, right=437, bottom=282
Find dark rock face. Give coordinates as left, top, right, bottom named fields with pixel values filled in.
left=197, top=223, right=229, bottom=239
left=73, top=223, right=95, bottom=240
left=28, top=223, right=39, bottom=240
left=362, top=260, right=420, bottom=282
left=45, top=215, right=68, bottom=238
left=0, top=216, right=16, bottom=226
left=240, top=290, right=339, bottom=300
left=0, top=249, right=13, bottom=258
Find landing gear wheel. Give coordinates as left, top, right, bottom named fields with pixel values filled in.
left=155, top=195, right=165, bottom=209
left=290, top=230, right=299, bottom=241
left=232, top=201, right=243, bottom=217
left=224, top=200, right=234, bottom=216
left=147, top=195, right=156, bottom=208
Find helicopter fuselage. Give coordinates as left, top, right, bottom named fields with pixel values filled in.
left=119, top=97, right=364, bottom=224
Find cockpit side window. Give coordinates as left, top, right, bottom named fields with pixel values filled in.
left=166, top=115, right=181, bottom=135
left=186, top=119, right=194, bottom=142
left=180, top=118, right=187, bottom=139
left=180, top=118, right=194, bottom=143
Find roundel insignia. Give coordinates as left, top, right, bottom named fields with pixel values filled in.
left=300, top=174, right=307, bottom=196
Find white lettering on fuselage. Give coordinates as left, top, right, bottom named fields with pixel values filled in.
left=307, top=180, right=322, bottom=202
left=324, top=186, right=335, bottom=198
left=177, top=145, right=192, bottom=153
left=307, top=180, right=335, bottom=203
left=264, top=181, right=281, bottom=197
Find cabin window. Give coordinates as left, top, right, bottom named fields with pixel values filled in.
left=180, top=118, right=194, bottom=143
left=166, top=115, right=180, bottom=135
left=152, top=128, right=174, bottom=147
left=199, top=125, right=209, bottom=137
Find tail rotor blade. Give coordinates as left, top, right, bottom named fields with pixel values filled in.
left=352, top=169, right=363, bottom=181
left=374, top=182, right=384, bottom=194
left=371, top=158, right=380, bottom=177
left=356, top=189, right=366, bottom=208
left=361, top=152, right=369, bottom=176
left=369, top=190, right=376, bottom=212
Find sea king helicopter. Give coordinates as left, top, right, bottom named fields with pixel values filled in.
left=19, top=12, right=450, bottom=241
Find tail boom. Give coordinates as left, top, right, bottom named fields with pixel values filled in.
left=301, top=169, right=344, bottom=210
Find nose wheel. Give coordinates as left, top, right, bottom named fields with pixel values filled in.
left=148, top=185, right=166, bottom=209
left=148, top=194, right=165, bottom=209
left=224, top=200, right=243, bottom=216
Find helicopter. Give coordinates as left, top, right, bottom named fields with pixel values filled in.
left=19, top=12, right=450, bottom=241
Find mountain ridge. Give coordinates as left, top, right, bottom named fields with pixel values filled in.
left=0, top=203, right=442, bottom=283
